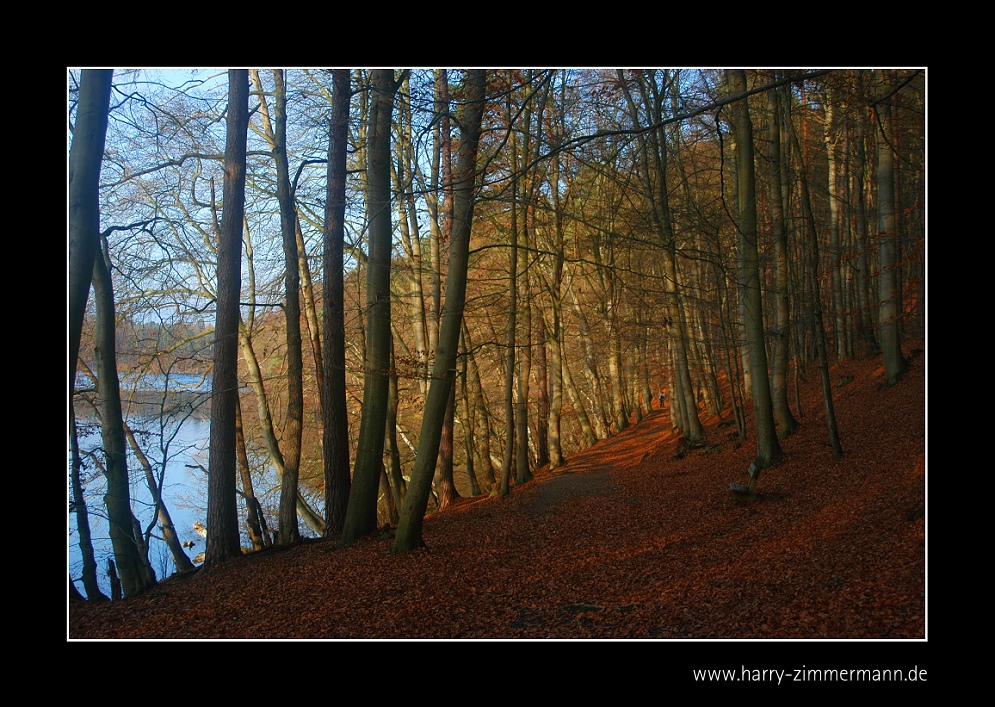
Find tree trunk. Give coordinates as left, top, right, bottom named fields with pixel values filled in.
left=341, top=70, right=399, bottom=546
left=543, top=92, right=566, bottom=468
left=875, top=70, right=907, bottom=387
left=768, top=80, right=799, bottom=438
left=93, top=240, right=156, bottom=596
left=235, top=395, right=268, bottom=550
left=727, top=69, right=782, bottom=470
left=70, top=405, right=108, bottom=601
left=516, top=272, right=533, bottom=484
left=384, top=336, right=407, bottom=509
left=323, top=68, right=352, bottom=537
left=824, top=86, right=849, bottom=361
left=435, top=76, right=460, bottom=504
left=69, top=69, right=113, bottom=395
left=296, top=221, right=324, bottom=413
left=786, top=94, right=844, bottom=459
left=616, top=69, right=702, bottom=441
left=459, top=328, right=483, bottom=496
left=436, top=382, right=460, bottom=510
left=395, top=73, right=432, bottom=400
left=536, top=307, right=551, bottom=470
left=561, top=342, right=598, bottom=447
left=392, top=70, right=486, bottom=553
left=124, top=423, right=196, bottom=573
left=608, top=307, right=628, bottom=433
left=463, top=322, right=498, bottom=489
left=206, top=70, right=249, bottom=567
left=853, top=70, right=879, bottom=358
left=270, top=69, right=304, bottom=545
left=500, top=90, right=519, bottom=498
left=378, top=463, right=399, bottom=527
left=566, top=275, right=610, bottom=439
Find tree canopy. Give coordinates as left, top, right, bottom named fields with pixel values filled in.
left=69, top=68, right=925, bottom=602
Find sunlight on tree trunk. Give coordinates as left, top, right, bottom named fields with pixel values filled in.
left=392, top=70, right=487, bottom=553
left=341, top=70, right=400, bottom=547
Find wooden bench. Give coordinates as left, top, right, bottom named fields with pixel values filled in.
left=730, top=462, right=759, bottom=501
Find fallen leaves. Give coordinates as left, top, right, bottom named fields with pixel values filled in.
left=69, top=346, right=925, bottom=639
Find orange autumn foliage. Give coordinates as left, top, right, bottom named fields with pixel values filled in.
left=69, top=346, right=925, bottom=639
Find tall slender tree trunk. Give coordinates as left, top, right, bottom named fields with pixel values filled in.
left=296, top=221, right=324, bottom=412
left=93, top=240, right=156, bottom=595
left=69, top=76, right=118, bottom=598
left=536, top=308, right=551, bottom=469
left=459, top=328, right=483, bottom=496
left=608, top=304, right=628, bottom=433
left=123, top=423, right=195, bottom=573
left=434, top=70, right=461, bottom=506
left=394, top=73, right=431, bottom=399
left=68, top=68, right=113, bottom=600
left=768, top=80, right=799, bottom=438
left=235, top=395, right=268, bottom=550
left=516, top=263, right=533, bottom=484
left=853, top=70, right=879, bottom=358
left=727, top=69, right=782, bottom=470
left=341, top=70, right=399, bottom=546
left=617, top=69, right=702, bottom=441
left=70, top=405, right=108, bottom=601
left=786, top=95, right=844, bottom=459
left=824, top=86, right=849, bottom=361
left=385, top=336, right=407, bottom=508
left=436, top=382, right=461, bottom=510
left=544, top=97, right=566, bottom=468
left=268, top=69, right=304, bottom=545
left=69, top=69, right=113, bottom=395
left=566, top=276, right=610, bottom=439
left=206, top=69, right=249, bottom=567
left=499, top=234, right=516, bottom=496
left=463, top=322, right=498, bottom=489
left=875, top=70, right=907, bottom=387
left=323, top=69, right=352, bottom=537
left=561, top=343, right=598, bottom=447
left=500, top=90, right=519, bottom=498
left=392, top=70, right=486, bottom=553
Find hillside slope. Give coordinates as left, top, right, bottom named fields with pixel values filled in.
left=69, top=346, right=925, bottom=639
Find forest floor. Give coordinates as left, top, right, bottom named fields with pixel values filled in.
left=69, top=344, right=926, bottom=640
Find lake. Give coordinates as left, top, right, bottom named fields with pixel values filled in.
left=70, top=374, right=213, bottom=599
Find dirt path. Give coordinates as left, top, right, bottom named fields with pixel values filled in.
left=527, top=409, right=677, bottom=515
left=70, top=350, right=925, bottom=639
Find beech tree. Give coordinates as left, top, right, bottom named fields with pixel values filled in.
left=323, top=68, right=352, bottom=537
left=253, top=69, right=305, bottom=545
left=70, top=405, right=107, bottom=601
left=726, top=69, right=782, bottom=469
left=392, top=69, right=487, bottom=553
left=340, top=69, right=402, bottom=547
left=92, top=236, right=157, bottom=596
left=205, top=70, right=249, bottom=567
left=69, top=69, right=113, bottom=396
left=767, top=79, right=799, bottom=438
left=615, top=69, right=704, bottom=442
left=69, top=68, right=924, bottom=585
left=69, top=69, right=113, bottom=599
left=875, top=69, right=907, bottom=387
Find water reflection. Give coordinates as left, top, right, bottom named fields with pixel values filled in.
left=70, top=376, right=212, bottom=599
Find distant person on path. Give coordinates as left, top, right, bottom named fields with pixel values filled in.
left=658, top=390, right=666, bottom=408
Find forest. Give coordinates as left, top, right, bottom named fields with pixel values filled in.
left=68, top=69, right=926, bottom=632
